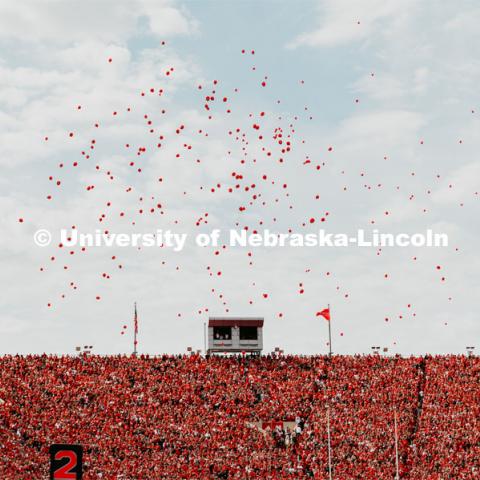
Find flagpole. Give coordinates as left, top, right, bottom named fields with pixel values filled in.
left=328, top=303, right=332, bottom=357
left=394, top=408, right=400, bottom=480
left=133, top=302, right=138, bottom=356
left=327, top=404, right=333, bottom=480
left=203, top=321, right=207, bottom=356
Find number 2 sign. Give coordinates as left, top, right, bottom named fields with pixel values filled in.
left=49, top=444, right=83, bottom=480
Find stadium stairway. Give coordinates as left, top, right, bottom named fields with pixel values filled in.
left=402, top=357, right=426, bottom=478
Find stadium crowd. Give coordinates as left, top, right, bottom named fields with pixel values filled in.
left=0, top=354, right=478, bottom=479
left=407, top=356, right=479, bottom=479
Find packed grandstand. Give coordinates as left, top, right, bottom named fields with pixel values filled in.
left=0, top=354, right=478, bottom=479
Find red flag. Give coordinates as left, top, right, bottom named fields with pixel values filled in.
left=316, top=308, right=330, bottom=321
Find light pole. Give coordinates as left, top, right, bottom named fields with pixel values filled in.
left=327, top=404, right=333, bottom=480
left=394, top=408, right=400, bottom=480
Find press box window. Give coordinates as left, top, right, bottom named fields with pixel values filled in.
left=213, top=326, right=231, bottom=340
left=240, top=326, right=258, bottom=340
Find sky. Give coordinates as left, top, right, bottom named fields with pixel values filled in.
left=0, top=0, right=479, bottom=356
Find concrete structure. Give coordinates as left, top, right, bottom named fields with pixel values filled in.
left=207, top=317, right=264, bottom=355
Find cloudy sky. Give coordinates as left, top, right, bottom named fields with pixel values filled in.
left=1, top=0, right=478, bottom=356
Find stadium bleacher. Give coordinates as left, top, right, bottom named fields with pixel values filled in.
left=0, top=354, right=478, bottom=479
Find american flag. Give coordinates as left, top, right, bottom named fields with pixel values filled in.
left=134, top=302, right=138, bottom=348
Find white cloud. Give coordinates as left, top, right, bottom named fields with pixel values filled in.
left=431, top=162, right=480, bottom=205
left=288, top=0, right=417, bottom=48
left=0, top=0, right=196, bottom=44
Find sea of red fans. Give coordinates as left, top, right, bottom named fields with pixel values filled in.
left=0, top=354, right=478, bottom=479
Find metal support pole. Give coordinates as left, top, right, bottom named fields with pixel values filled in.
left=133, top=302, right=138, bottom=356
left=203, top=322, right=207, bottom=355
left=328, top=303, right=332, bottom=357
left=394, top=408, right=400, bottom=480
left=327, top=404, right=333, bottom=480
